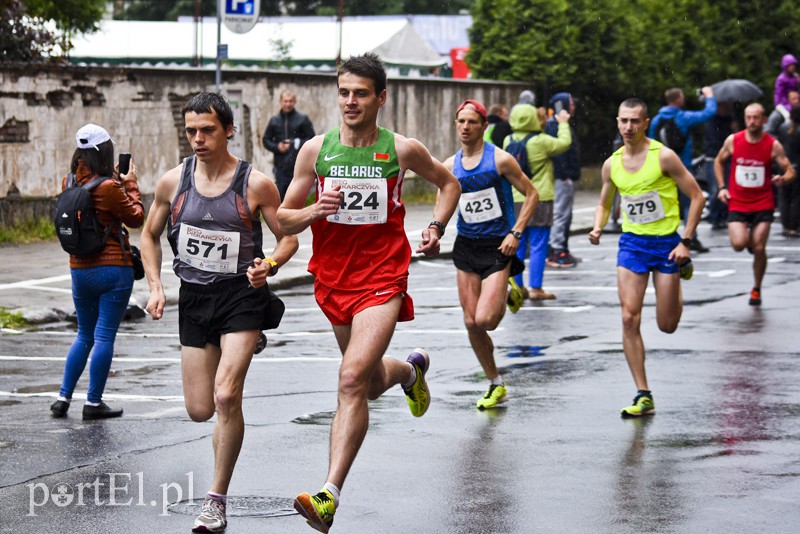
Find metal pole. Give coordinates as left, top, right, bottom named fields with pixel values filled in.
left=216, top=0, right=222, bottom=92
left=336, top=0, right=344, bottom=66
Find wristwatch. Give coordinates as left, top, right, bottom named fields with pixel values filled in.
left=680, top=238, right=692, bottom=248
left=263, top=257, right=279, bottom=276
left=509, top=230, right=522, bottom=239
left=428, top=221, right=446, bottom=237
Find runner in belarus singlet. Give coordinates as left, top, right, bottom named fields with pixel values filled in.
left=310, top=127, right=410, bottom=290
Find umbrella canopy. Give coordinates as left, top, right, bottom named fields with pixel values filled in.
left=711, top=79, right=764, bottom=103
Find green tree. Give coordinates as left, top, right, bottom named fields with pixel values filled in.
left=468, top=0, right=800, bottom=162
left=0, top=0, right=105, bottom=62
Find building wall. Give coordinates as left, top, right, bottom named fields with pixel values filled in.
left=0, top=63, right=526, bottom=208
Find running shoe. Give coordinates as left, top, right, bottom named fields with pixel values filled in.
left=507, top=278, right=524, bottom=313
left=254, top=331, right=267, bottom=354
left=679, top=260, right=693, bottom=281
left=192, top=497, right=227, bottom=533
left=620, top=393, right=655, bottom=418
left=546, top=251, right=578, bottom=268
left=476, top=383, right=507, bottom=410
left=294, top=490, right=336, bottom=533
left=749, top=288, right=761, bottom=306
left=403, top=348, right=430, bottom=417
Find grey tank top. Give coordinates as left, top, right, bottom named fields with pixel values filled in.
left=167, top=156, right=263, bottom=284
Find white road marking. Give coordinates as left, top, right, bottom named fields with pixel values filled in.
left=0, top=354, right=340, bottom=363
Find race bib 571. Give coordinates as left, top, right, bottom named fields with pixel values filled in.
left=177, top=224, right=240, bottom=273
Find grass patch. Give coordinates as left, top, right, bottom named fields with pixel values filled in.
left=0, top=216, right=55, bottom=245
left=0, top=307, right=27, bottom=329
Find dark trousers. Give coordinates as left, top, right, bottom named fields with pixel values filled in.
left=275, top=167, right=294, bottom=201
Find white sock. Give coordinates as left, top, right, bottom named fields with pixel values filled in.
left=322, top=482, right=340, bottom=507
left=490, top=376, right=504, bottom=386
left=84, top=401, right=100, bottom=407
left=57, top=396, right=71, bottom=403
left=402, top=362, right=417, bottom=389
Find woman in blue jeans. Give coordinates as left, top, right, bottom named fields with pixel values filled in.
left=50, top=124, right=144, bottom=420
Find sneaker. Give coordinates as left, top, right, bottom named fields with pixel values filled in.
left=294, top=490, right=336, bottom=533
left=507, top=278, right=524, bottom=313
left=192, top=497, right=227, bottom=533
left=679, top=260, right=693, bottom=281
left=403, top=348, right=430, bottom=417
left=254, top=331, right=267, bottom=354
left=620, top=393, right=655, bottom=417
left=749, top=288, right=761, bottom=306
left=50, top=399, right=70, bottom=418
left=82, top=402, right=123, bottom=420
left=546, top=251, right=577, bottom=268
left=690, top=238, right=709, bottom=253
left=476, top=383, right=508, bottom=410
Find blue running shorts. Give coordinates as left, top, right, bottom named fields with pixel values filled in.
left=617, top=232, right=681, bottom=275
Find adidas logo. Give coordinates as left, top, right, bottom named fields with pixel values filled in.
left=201, top=212, right=214, bottom=221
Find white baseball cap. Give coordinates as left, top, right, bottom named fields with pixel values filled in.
left=75, top=123, right=112, bottom=150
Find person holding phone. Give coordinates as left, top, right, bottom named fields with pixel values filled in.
left=262, top=90, right=315, bottom=200
left=50, top=124, right=144, bottom=420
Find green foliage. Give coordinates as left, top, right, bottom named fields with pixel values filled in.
left=0, top=0, right=105, bottom=62
left=469, top=0, right=800, bottom=162
left=115, top=0, right=470, bottom=19
left=0, top=216, right=56, bottom=244
left=0, top=307, right=27, bottom=330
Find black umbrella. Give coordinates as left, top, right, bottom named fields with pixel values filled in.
left=711, top=79, right=764, bottom=103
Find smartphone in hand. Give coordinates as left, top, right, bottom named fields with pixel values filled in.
left=554, top=101, right=564, bottom=114
left=119, top=153, right=131, bottom=175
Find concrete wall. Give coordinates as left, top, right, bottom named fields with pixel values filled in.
left=0, top=63, right=526, bottom=224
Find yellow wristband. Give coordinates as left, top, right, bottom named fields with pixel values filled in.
left=263, top=257, right=278, bottom=275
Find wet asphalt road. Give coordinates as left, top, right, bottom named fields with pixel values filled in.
left=2, top=226, right=800, bottom=533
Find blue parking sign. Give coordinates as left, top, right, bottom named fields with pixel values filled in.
left=225, top=0, right=254, bottom=15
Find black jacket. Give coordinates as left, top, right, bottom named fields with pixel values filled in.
left=262, top=109, right=315, bottom=172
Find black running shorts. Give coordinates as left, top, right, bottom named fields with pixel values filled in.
left=728, top=209, right=774, bottom=226
left=178, top=276, right=265, bottom=348
left=452, top=235, right=525, bottom=280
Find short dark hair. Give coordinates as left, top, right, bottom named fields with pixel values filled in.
left=620, top=97, right=649, bottom=117
left=70, top=139, right=114, bottom=176
left=664, top=88, right=683, bottom=105
left=338, top=53, right=387, bottom=95
left=182, top=92, right=235, bottom=138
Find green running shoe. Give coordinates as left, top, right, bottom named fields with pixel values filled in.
left=476, top=383, right=507, bottom=410
left=294, top=490, right=336, bottom=533
left=620, top=393, right=655, bottom=417
left=679, top=260, right=693, bottom=280
left=403, top=348, right=430, bottom=417
left=507, top=278, right=524, bottom=313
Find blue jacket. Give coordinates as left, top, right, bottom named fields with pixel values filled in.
left=649, top=97, right=717, bottom=169
left=544, top=118, right=580, bottom=180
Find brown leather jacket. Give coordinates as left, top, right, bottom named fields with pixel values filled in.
left=62, top=160, right=145, bottom=269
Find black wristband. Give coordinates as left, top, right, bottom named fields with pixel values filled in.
left=428, top=221, right=445, bottom=237
left=718, top=186, right=727, bottom=191
left=680, top=237, right=692, bottom=247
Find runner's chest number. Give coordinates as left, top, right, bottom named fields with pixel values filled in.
left=325, top=178, right=388, bottom=225
left=735, top=165, right=765, bottom=188
left=621, top=190, right=665, bottom=224
left=459, top=188, right=502, bottom=224
left=177, top=224, right=240, bottom=273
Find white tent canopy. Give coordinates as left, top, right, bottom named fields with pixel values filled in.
left=69, top=18, right=447, bottom=68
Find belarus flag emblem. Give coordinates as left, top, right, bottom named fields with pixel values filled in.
left=373, top=152, right=390, bottom=162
